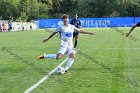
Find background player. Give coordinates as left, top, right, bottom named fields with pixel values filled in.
left=70, top=14, right=81, bottom=48
left=37, top=14, right=95, bottom=72
left=126, top=22, right=140, bottom=37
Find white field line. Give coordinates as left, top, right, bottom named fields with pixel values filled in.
left=24, top=57, right=69, bottom=93
left=89, top=48, right=140, bottom=50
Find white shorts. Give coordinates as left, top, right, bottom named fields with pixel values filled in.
left=57, top=46, right=76, bottom=55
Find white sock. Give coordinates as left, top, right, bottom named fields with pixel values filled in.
left=44, top=54, right=56, bottom=59
left=65, top=58, right=74, bottom=71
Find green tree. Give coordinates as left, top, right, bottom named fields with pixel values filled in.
left=38, top=3, right=50, bottom=18
left=116, top=0, right=140, bottom=16
left=50, top=0, right=63, bottom=18
left=0, top=0, right=140, bottom=20
left=77, top=0, right=118, bottom=17
left=28, top=0, right=39, bottom=20
left=19, top=0, right=30, bottom=14
left=18, top=12, right=28, bottom=22
left=61, top=0, right=78, bottom=14
left=0, top=0, right=18, bottom=20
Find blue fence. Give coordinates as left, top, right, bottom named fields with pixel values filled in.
left=36, top=17, right=140, bottom=28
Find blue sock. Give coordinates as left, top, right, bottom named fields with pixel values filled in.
left=65, top=58, right=74, bottom=71
left=44, top=54, right=56, bottom=59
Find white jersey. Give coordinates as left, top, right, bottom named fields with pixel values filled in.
left=55, top=24, right=78, bottom=47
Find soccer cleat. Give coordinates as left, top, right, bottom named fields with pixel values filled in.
left=65, top=70, right=68, bottom=73
left=37, top=54, right=44, bottom=60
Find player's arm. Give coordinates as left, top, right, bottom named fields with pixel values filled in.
left=75, top=27, right=95, bottom=35
left=79, top=29, right=95, bottom=35
left=43, top=32, right=58, bottom=42
left=126, top=24, right=137, bottom=37
left=43, top=26, right=61, bottom=42
left=126, top=22, right=140, bottom=37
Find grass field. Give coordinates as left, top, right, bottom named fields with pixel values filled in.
left=0, top=28, right=140, bottom=93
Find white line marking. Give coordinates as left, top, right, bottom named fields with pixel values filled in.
left=24, top=58, right=69, bottom=93
left=89, top=48, right=140, bottom=50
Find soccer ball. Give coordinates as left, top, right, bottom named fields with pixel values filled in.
left=57, top=67, right=65, bottom=74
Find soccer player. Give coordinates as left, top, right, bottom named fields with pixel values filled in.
left=126, top=22, right=140, bottom=37
left=37, top=14, right=95, bottom=72
left=70, top=14, right=81, bottom=48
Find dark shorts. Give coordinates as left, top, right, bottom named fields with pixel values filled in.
left=73, top=32, right=79, bottom=38
left=0, top=28, right=2, bottom=32
left=9, top=27, right=12, bottom=29
left=136, top=22, right=140, bottom=27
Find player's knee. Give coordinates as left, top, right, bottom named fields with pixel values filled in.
left=56, top=56, right=61, bottom=59
left=69, top=53, right=75, bottom=59
left=56, top=53, right=63, bottom=59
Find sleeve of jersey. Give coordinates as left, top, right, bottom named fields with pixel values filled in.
left=72, top=25, right=79, bottom=32
left=54, top=26, right=61, bottom=32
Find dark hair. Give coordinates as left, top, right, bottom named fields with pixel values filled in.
left=62, top=14, right=69, bottom=19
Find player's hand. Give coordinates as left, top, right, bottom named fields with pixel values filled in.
left=126, top=33, right=129, bottom=37
left=43, top=39, right=49, bottom=42
left=89, top=32, right=95, bottom=35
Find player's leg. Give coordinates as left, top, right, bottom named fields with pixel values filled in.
left=56, top=46, right=68, bottom=59
left=37, top=46, right=66, bottom=60
left=64, top=53, right=75, bottom=72
left=126, top=25, right=136, bottom=37
left=74, top=34, right=78, bottom=48
left=73, top=32, right=79, bottom=48
left=37, top=53, right=63, bottom=59
left=73, top=32, right=76, bottom=47
left=56, top=53, right=63, bottom=59
left=37, top=54, right=57, bottom=59
left=64, top=48, right=76, bottom=71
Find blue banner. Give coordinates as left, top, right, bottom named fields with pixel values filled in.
left=36, top=17, right=140, bottom=28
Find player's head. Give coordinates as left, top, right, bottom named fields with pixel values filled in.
left=74, top=14, right=78, bottom=20
left=62, top=14, right=69, bottom=25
